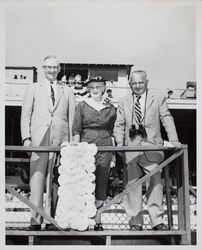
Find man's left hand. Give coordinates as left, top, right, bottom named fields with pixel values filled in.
left=171, top=141, right=182, bottom=149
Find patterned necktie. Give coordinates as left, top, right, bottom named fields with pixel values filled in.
left=50, top=82, right=55, bottom=106
left=134, top=95, right=142, bottom=125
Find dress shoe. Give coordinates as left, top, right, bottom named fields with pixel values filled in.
left=45, top=224, right=59, bottom=231
left=94, top=223, right=104, bottom=231
left=129, top=216, right=142, bottom=231
left=28, top=224, right=41, bottom=231
left=152, top=223, right=168, bottom=231
left=130, top=225, right=143, bottom=231
left=45, top=224, right=70, bottom=231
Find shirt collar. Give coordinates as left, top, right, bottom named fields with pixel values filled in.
left=84, top=96, right=108, bottom=112
left=140, top=91, right=146, bottom=99
left=134, top=91, right=146, bottom=99
left=45, top=78, right=57, bottom=85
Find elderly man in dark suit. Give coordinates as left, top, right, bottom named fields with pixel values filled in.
left=21, top=55, right=75, bottom=230
left=114, top=70, right=181, bottom=231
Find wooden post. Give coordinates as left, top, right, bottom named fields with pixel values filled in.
left=164, top=166, right=173, bottom=229
left=164, top=166, right=176, bottom=245
left=181, top=146, right=191, bottom=245
left=177, top=147, right=191, bottom=245
left=177, top=153, right=185, bottom=236
left=28, top=236, right=34, bottom=245
left=106, top=236, right=111, bottom=245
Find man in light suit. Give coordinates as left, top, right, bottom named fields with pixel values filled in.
left=114, top=70, right=181, bottom=231
left=21, top=55, right=75, bottom=230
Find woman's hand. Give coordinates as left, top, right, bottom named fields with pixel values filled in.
left=73, top=134, right=80, bottom=144
left=110, top=160, right=116, bottom=168
left=69, top=141, right=79, bottom=146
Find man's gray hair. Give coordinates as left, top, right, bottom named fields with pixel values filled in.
left=129, top=70, right=147, bottom=82
left=43, top=55, right=60, bottom=65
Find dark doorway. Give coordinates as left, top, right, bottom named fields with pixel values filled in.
left=5, top=106, right=27, bottom=158
left=161, top=109, right=196, bottom=186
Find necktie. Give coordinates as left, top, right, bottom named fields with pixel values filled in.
left=134, top=95, right=142, bottom=125
left=50, top=82, right=55, bottom=106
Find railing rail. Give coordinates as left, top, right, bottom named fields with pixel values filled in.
left=5, top=145, right=182, bottom=153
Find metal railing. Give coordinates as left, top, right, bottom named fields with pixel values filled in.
left=5, top=145, right=191, bottom=245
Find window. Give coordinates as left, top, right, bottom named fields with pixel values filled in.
left=89, top=68, right=118, bottom=81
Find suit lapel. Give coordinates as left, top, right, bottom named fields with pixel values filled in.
left=40, top=82, right=52, bottom=112
left=144, top=90, right=154, bottom=118
left=52, top=82, right=64, bottom=111
left=136, top=90, right=154, bottom=123
left=126, top=94, right=134, bottom=114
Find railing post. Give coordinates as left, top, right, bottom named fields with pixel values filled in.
left=164, top=165, right=176, bottom=244
left=164, top=165, right=173, bottom=229
left=28, top=235, right=34, bottom=245
left=177, top=146, right=191, bottom=244
left=181, top=146, right=191, bottom=244
left=106, top=236, right=111, bottom=245
left=177, top=153, right=184, bottom=233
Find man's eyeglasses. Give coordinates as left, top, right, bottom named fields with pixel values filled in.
left=43, top=66, right=60, bottom=70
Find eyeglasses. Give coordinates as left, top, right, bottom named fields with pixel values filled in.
left=42, top=66, right=60, bottom=70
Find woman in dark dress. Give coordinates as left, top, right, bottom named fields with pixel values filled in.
left=72, top=78, right=117, bottom=231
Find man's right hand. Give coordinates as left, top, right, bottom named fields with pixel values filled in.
left=23, top=139, right=32, bottom=147
left=23, top=139, right=32, bottom=156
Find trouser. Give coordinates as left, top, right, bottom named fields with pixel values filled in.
left=29, top=127, right=59, bottom=226
left=123, top=139, right=165, bottom=228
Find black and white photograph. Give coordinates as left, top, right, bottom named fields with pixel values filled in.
left=1, top=0, right=201, bottom=246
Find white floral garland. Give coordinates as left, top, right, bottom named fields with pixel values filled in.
left=55, top=142, right=97, bottom=231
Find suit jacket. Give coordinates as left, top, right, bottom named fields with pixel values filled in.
left=21, top=81, right=76, bottom=146
left=114, top=89, right=179, bottom=163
